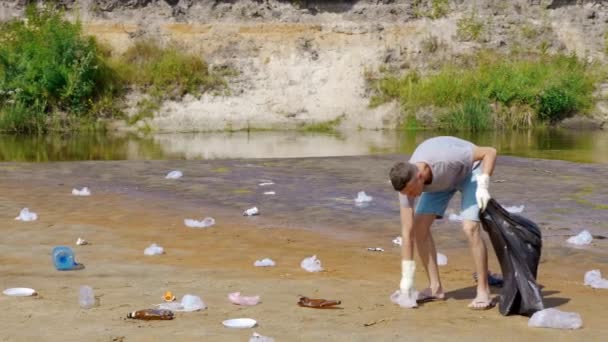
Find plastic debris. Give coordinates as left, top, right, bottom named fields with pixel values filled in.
left=263, top=191, right=276, bottom=195
left=392, top=236, right=402, bottom=246
left=448, top=213, right=463, bottom=222
left=165, top=170, right=183, bottom=179
left=15, top=208, right=37, bottom=221
left=164, top=291, right=176, bottom=302
left=184, top=217, right=215, bottom=228
left=301, top=255, right=323, bottom=272
left=390, top=290, right=418, bottom=309
left=3, top=288, right=37, bottom=297
left=144, top=243, right=164, bottom=256
left=297, top=296, right=341, bottom=308
left=243, top=207, right=260, bottom=216
left=436, top=252, right=448, bottom=266
left=584, top=270, right=608, bottom=289
left=127, top=309, right=174, bottom=320
left=503, top=205, right=524, bottom=213
left=76, top=238, right=88, bottom=246
left=354, top=191, right=373, bottom=206
left=258, top=182, right=274, bottom=186
left=156, top=294, right=206, bottom=312
left=223, top=318, right=257, bottom=329
left=567, top=230, right=593, bottom=245
left=367, top=247, right=384, bottom=252
left=249, top=332, right=275, bottom=342
left=79, top=286, right=95, bottom=309
left=254, top=258, right=276, bottom=267
left=72, top=187, right=91, bottom=196
left=228, top=292, right=261, bottom=306
left=528, top=308, right=583, bottom=329
left=53, top=246, right=84, bottom=271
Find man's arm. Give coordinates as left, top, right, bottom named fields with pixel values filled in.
left=472, top=146, right=497, bottom=176
left=400, top=206, right=415, bottom=260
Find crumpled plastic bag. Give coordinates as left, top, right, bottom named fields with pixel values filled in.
left=184, top=217, right=215, bottom=228
left=566, top=230, right=593, bottom=245
left=165, top=170, right=183, bottom=179
left=15, top=208, right=37, bottom=221
left=436, top=252, right=448, bottom=266
left=584, top=270, right=608, bottom=289
left=254, top=258, right=276, bottom=267
left=144, top=243, right=164, bottom=256
left=480, top=199, right=544, bottom=316
left=392, top=236, right=402, bottom=246
left=390, top=289, right=418, bottom=308
left=249, top=332, right=274, bottom=342
left=228, top=292, right=260, bottom=306
left=72, top=187, right=91, bottom=196
left=301, top=255, right=323, bottom=272
left=243, top=207, right=259, bottom=216
left=503, top=205, right=524, bottom=213
left=156, top=294, right=206, bottom=312
left=528, top=308, right=582, bottom=329
left=354, top=191, right=373, bottom=203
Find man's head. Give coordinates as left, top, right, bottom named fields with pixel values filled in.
left=389, top=162, right=424, bottom=197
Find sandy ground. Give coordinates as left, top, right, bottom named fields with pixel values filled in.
left=1, top=156, right=607, bottom=341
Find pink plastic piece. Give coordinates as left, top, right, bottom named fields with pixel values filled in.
left=228, top=292, right=260, bottom=306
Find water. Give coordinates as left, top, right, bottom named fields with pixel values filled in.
left=0, top=129, right=607, bottom=163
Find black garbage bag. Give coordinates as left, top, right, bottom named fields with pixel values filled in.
left=480, top=199, right=544, bottom=316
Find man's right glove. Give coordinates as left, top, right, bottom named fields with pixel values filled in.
left=475, top=173, right=491, bottom=212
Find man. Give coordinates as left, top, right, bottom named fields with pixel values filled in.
left=389, top=136, right=497, bottom=309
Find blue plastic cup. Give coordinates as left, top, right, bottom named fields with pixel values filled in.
left=52, top=246, right=82, bottom=271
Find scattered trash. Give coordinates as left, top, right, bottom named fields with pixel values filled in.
left=15, top=208, right=37, bottom=221
left=364, top=318, right=389, bottom=327
left=52, top=246, right=84, bottom=271
left=567, top=230, right=593, bottom=245
left=144, top=243, right=164, bottom=256
left=184, top=217, right=215, bottom=228
left=163, top=291, right=176, bottom=302
left=584, top=270, right=608, bottom=289
left=156, top=294, right=206, bottom=312
left=76, top=238, right=88, bottom=246
left=436, top=252, right=448, bottom=266
left=301, top=255, right=323, bottom=272
left=258, top=182, right=274, bottom=186
left=503, top=205, right=524, bottom=213
left=222, top=318, right=257, bottom=329
left=528, top=308, right=582, bottom=329
left=367, top=247, right=384, bottom=252
left=392, top=236, right=402, bottom=246
left=297, top=296, right=341, bottom=308
left=254, top=258, right=276, bottom=267
left=72, top=187, right=91, bottom=196
left=3, top=288, right=37, bottom=297
left=165, top=170, right=183, bottom=179
left=354, top=191, right=373, bottom=206
left=263, top=191, right=276, bottom=195
left=228, top=292, right=261, bottom=306
left=243, top=207, right=260, bottom=216
left=390, top=290, right=418, bottom=309
left=79, top=286, right=95, bottom=309
left=127, top=309, right=174, bottom=320
left=249, top=332, right=275, bottom=342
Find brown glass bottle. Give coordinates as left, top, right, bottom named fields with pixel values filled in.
left=127, top=309, right=174, bottom=320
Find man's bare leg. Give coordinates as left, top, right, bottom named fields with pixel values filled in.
left=414, top=214, right=444, bottom=299
left=462, top=220, right=492, bottom=308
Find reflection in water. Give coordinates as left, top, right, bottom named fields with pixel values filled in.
left=0, top=129, right=607, bottom=163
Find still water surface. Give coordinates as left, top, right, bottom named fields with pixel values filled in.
left=1, top=129, right=607, bottom=163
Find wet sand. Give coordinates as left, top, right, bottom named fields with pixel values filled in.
left=1, top=156, right=607, bottom=341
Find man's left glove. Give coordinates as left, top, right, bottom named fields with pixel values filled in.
left=476, top=174, right=491, bottom=212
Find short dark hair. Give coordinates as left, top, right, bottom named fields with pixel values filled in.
left=389, top=162, right=418, bottom=191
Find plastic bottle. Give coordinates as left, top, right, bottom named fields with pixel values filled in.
left=127, top=309, right=174, bottom=320
left=53, top=246, right=78, bottom=271
left=79, top=286, right=95, bottom=309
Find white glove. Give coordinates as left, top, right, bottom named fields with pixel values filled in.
left=476, top=173, right=491, bottom=212
left=400, top=260, right=416, bottom=295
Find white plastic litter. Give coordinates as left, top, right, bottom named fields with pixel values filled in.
left=76, top=238, right=88, bottom=246
left=263, top=191, right=276, bottom=195
left=567, top=230, right=593, bottom=245
left=71, top=187, right=91, bottom=196
left=301, top=255, right=323, bottom=272
left=79, top=286, right=95, bottom=309
left=3, top=288, right=37, bottom=297
left=367, top=247, right=384, bottom=252
left=528, top=308, right=583, bottom=329
left=354, top=191, right=373, bottom=205
left=15, top=208, right=37, bottom=221
left=448, top=213, right=463, bottom=222
left=437, top=252, right=448, bottom=266
left=165, top=170, right=183, bottom=179
left=504, top=205, right=524, bottom=213
left=243, top=207, right=260, bottom=216
left=249, top=332, right=275, bottom=342
left=144, top=243, right=164, bottom=256
left=258, top=182, right=274, bottom=186
left=222, top=318, right=257, bottom=329
left=390, top=290, right=418, bottom=309
left=184, top=217, right=215, bottom=228
left=584, top=270, right=608, bottom=289
left=254, top=258, right=276, bottom=267
left=228, top=292, right=261, bottom=306
left=392, top=236, right=402, bottom=246
left=156, top=294, right=206, bottom=312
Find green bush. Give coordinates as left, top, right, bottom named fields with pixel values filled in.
left=456, top=11, right=485, bottom=42
left=438, top=98, right=491, bottom=131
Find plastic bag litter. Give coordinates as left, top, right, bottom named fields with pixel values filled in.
left=301, top=255, right=323, bottom=272
left=584, top=270, right=608, bottom=289
left=567, top=230, right=593, bottom=245
left=228, top=292, right=260, bottom=306
left=184, top=217, right=215, bottom=228
left=15, top=208, right=37, bottom=221
left=480, top=199, right=544, bottom=316
left=144, top=243, right=164, bottom=256
left=436, top=252, right=448, bottom=266
left=263, top=191, right=276, bottom=195
left=156, top=294, right=206, bottom=312
left=504, top=205, right=524, bottom=213
left=448, top=213, right=463, bottom=222
left=354, top=191, right=373, bottom=205
left=528, top=308, right=582, bottom=329
left=249, top=332, right=275, bottom=342
left=72, top=187, right=91, bottom=196
left=367, top=247, right=384, bottom=252
left=390, top=290, right=418, bottom=308
left=258, top=182, right=274, bottom=186
left=243, top=207, right=259, bottom=216
left=392, top=236, right=402, bottom=246
left=76, top=238, right=88, bottom=246
left=165, top=170, right=183, bottom=179
left=254, top=258, right=276, bottom=267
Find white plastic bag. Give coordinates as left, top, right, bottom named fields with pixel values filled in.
left=184, top=217, right=215, bottom=228
left=448, top=213, right=463, bottom=222
left=144, top=243, right=164, bottom=256
left=436, top=252, right=448, bottom=266
left=263, top=191, right=276, bottom=195
left=567, top=230, right=593, bottom=245
left=584, top=270, right=608, bottom=289
left=165, top=170, right=183, bottom=179
left=528, top=308, right=582, bottom=329
left=249, top=332, right=274, bottom=342
left=72, top=187, right=91, bottom=196
left=76, top=237, right=88, bottom=246
left=503, top=205, right=524, bottom=213
left=243, top=207, right=260, bottom=216
left=228, top=292, right=260, bottom=306
left=254, top=258, right=276, bottom=267
left=15, top=208, right=37, bottom=221
left=354, top=191, right=373, bottom=206
left=392, top=236, right=402, bottom=246
left=390, top=290, right=418, bottom=309
left=301, top=255, right=323, bottom=272
left=156, top=294, right=206, bottom=312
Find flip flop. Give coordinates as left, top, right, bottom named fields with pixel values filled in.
left=416, top=289, right=446, bottom=303
left=468, top=298, right=496, bottom=311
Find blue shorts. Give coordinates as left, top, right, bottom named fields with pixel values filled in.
left=415, top=168, right=481, bottom=221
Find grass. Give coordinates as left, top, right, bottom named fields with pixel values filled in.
left=297, top=114, right=345, bottom=134
left=456, top=11, right=485, bottom=42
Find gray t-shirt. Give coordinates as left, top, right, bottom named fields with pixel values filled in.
left=399, top=136, right=477, bottom=208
